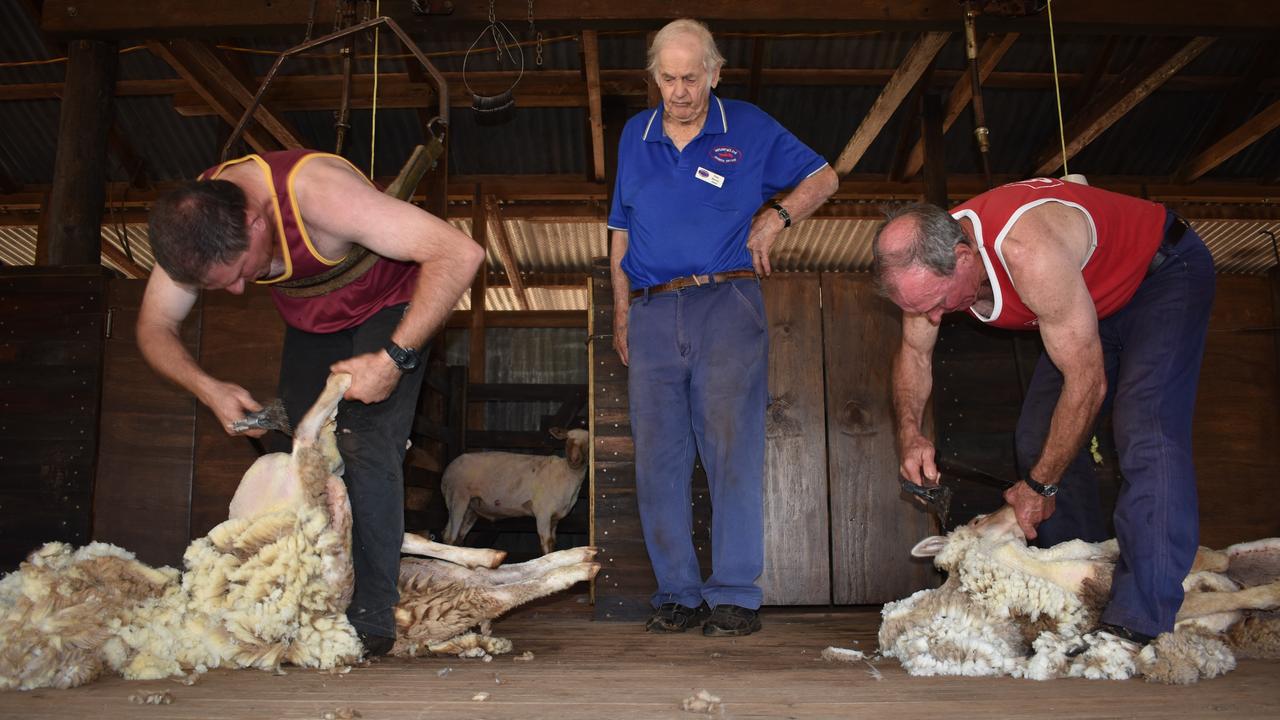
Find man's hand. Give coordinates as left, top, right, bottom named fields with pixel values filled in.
left=746, top=209, right=785, bottom=277
left=1002, top=481, right=1057, bottom=540
left=613, top=309, right=630, bottom=366
left=331, top=351, right=401, bottom=404
left=198, top=380, right=265, bottom=437
left=899, top=434, right=940, bottom=487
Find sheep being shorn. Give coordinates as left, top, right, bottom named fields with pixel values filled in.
left=0, top=374, right=598, bottom=691
left=878, top=506, right=1280, bottom=684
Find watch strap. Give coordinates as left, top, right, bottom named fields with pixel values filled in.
left=1023, top=475, right=1058, bottom=497
left=770, top=201, right=792, bottom=229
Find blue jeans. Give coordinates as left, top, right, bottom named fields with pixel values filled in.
left=627, top=276, right=768, bottom=610
left=1016, top=220, right=1215, bottom=636
left=274, top=304, right=426, bottom=640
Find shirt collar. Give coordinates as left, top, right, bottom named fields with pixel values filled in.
left=642, top=94, right=728, bottom=143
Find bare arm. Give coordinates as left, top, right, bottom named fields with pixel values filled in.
left=609, top=229, right=632, bottom=366
left=301, top=160, right=486, bottom=403
left=893, top=311, right=942, bottom=485
left=1000, top=203, right=1105, bottom=538
left=747, top=165, right=839, bottom=276
left=136, top=266, right=265, bottom=435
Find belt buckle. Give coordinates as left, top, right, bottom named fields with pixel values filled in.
left=691, top=274, right=702, bottom=287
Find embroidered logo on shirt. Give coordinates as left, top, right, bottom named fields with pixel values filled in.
left=1005, top=178, right=1063, bottom=191
left=695, top=166, right=725, bottom=188
left=709, top=146, right=742, bottom=164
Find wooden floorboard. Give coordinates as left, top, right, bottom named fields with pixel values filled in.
left=2, top=604, right=1278, bottom=719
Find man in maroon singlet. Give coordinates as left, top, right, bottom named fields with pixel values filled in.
left=138, top=149, right=484, bottom=656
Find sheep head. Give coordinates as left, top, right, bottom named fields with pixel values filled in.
left=549, top=427, right=589, bottom=471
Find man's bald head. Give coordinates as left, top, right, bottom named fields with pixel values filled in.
left=872, top=202, right=970, bottom=296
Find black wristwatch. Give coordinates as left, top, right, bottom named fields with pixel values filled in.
left=770, top=201, right=792, bottom=229
left=384, top=341, right=421, bottom=372
left=1023, top=475, right=1059, bottom=498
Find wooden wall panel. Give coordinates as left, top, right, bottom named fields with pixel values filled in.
left=190, top=286, right=285, bottom=538
left=823, top=273, right=935, bottom=604
left=94, top=279, right=198, bottom=567
left=760, top=274, right=830, bottom=604
left=1194, top=274, right=1280, bottom=547
left=0, top=267, right=106, bottom=569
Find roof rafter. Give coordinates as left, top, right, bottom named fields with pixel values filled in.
left=147, top=39, right=304, bottom=153
left=41, top=0, right=1280, bottom=36
left=834, top=31, right=951, bottom=176
left=1177, top=99, right=1280, bottom=184
left=902, top=32, right=1018, bottom=179
left=1030, top=36, right=1215, bottom=177
left=581, top=30, right=606, bottom=182
left=483, top=195, right=529, bottom=311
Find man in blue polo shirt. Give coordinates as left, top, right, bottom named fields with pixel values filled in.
left=608, top=18, right=838, bottom=637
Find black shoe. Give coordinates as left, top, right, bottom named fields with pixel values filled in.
left=1066, top=623, right=1154, bottom=657
left=645, top=602, right=710, bottom=633
left=357, top=630, right=396, bottom=657
left=702, top=604, right=762, bottom=637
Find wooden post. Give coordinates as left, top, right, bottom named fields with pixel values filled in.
left=468, top=185, right=488, bottom=431
left=920, top=89, right=947, bottom=208
left=1272, top=266, right=1280, bottom=394
left=40, top=40, right=117, bottom=267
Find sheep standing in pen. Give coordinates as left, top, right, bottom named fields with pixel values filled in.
left=442, top=427, right=590, bottom=555
left=879, top=505, right=1280, bottom=684
left=0, top=374, right=599, bottom=692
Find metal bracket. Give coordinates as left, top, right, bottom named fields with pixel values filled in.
left=222, top=16, right=450, bottom=161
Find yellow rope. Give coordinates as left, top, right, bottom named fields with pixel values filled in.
left=1047, top=0, right=1068, bottom=176
left=370, top=0, right=381, bottom=180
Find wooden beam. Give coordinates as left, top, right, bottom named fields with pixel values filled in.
left=1030, top=36, right=1215, bottom=177
left=887, top=59, right=931, bottom=182
left=5, top=68, right=1274, bottom=106
left=487, top=272, right=589, bottom=290
left=747, top=38, right=767, bottom=105
left=468, top=185, right=488, bottom=429
left=1175, top=42, right=1277, bottom=183
left=1067, top=35, right=1119, bottom=115
left=1177, top=99, right=1280, bottom=183
left=920, top=90, right=947, bottom=207
left=834, top=32, right=950, bottom=176
left=446, top=310, right=586, bottom=329
left=146, top=41, right=277, bottom=154
left=100, top=238, right=148, bottom=279
left=41, top=40, right=117, bottom=266
left=902, top=33, right=1018, bottom=179
left=483, top=195, right=529, bottom=311
left=42, top=0, right=1280, bottom=36
left=581, top=31, right=606, bottom=182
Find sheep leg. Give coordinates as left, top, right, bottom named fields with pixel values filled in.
left=401, top=532, right=506, bottom=568
left=399, top=547, right=598, bottom=588
left=1178, top=580, right=1280, bottom=620
left=536, top=513, right=556, bottom=555
left=481, top=562, right=601, bottom=615
left=294, top=373, right=351, bottom=446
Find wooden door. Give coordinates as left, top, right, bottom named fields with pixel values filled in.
left=823, top=273, right=935, bottom=604
left=760, top=274, right=830, bottom=604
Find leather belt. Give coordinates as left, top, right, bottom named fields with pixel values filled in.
left=1146, top=212, right=1191, bottom=277
left=630, top=269, right=758, bottom=299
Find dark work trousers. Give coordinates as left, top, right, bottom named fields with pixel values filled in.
left=1015, top=220, right=1215, bottom=637
left=272, top=303, right=426, bottom=641
left=626, top=276, right=769, bottom=611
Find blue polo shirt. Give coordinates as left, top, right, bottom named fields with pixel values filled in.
left=607, top=95, right=829, bottom=289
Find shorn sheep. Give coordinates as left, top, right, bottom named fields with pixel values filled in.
left=0, top=373, right=599, bottom=691
left=442, top=427, right=590, bottom=555
left=879, top=505, right=1280, bottom=683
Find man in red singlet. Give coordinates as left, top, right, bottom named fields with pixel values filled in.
left=138, top=149, right=484, bottom=656
left=872, top=179, right=1215, bottom=647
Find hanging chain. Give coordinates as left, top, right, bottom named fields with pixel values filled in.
left=528, top=0, right=543, bottom=66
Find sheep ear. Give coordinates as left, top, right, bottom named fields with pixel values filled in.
left=911, top=536, right=949, bottom=558
left=549, top=426, right=567, bottom=440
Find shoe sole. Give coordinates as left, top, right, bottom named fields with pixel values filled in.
left=702, top=621, right=762, bottom=637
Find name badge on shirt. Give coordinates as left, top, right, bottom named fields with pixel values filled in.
left=695, top=166, right=725, bottom=188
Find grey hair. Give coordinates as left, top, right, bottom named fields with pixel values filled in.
left=646, top=18, right=725, bottom=85
left=871, top=202, right=970, bottom=294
